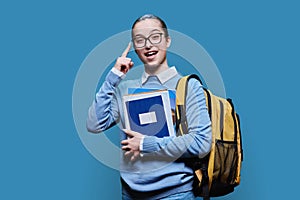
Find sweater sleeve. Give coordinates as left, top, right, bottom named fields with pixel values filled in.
left=86, top=70, right=123, bottom=133
left=141, top=78, right=212, bottom=159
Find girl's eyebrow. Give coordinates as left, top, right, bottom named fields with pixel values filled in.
left=133, top=34, right=145, bottom=38
left=149, top=29, right=161, bottom=33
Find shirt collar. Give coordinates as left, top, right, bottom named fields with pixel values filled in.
left=141, top=66, right=178, bottom=85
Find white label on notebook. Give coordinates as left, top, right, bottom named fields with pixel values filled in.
left=139, top=111, right=157, bottom=125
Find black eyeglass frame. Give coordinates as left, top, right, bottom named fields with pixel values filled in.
left=132, top=32, right=164, bottom=48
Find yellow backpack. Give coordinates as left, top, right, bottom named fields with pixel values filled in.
left=175, top=74, right=243, bottom=200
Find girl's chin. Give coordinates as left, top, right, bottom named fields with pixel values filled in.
left=143, top=58, right=156, bottom=64
left=144, top=63, right=160, bottom=68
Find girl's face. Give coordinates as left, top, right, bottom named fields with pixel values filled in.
left=132, top=19, right=171, bottom=69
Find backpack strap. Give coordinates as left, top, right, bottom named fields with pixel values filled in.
left=200, top=157, right=210, bottom=200
left=175, top=75, right=188, bottom=136
left=175, top=74, right=202, bottom=136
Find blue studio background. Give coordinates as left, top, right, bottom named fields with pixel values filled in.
left=1, top=0, right=299, bottom=199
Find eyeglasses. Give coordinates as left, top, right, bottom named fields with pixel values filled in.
left=132, top=33, right=164, bottom=48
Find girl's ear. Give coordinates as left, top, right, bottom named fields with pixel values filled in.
left=166, top=36, right=171, bottom=48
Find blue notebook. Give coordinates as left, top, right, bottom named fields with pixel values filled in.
left=123, top=90, right=175, bottom=138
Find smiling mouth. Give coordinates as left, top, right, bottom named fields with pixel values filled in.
left=144, top=51, right=158, bottom=57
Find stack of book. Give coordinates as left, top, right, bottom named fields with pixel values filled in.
left=123, top=88, right=175, bottom=138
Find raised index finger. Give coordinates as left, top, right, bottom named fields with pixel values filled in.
left=121, top=42, right=131, bottom=57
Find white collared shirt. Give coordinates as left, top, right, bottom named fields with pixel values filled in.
left=141, top=66, right=178, bottom=85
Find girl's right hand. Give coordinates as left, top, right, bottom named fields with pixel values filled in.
left=113, top=42, right=134, bottom=74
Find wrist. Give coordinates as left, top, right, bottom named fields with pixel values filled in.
left=142, top=136, right=161, bottom=153
left=111, top=67, right=126, bottom=79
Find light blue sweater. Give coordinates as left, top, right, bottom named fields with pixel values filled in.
left=86, top=67, right=212, bottom=199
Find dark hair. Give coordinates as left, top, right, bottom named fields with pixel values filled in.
left=131, top=14, right=169, bottom=37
